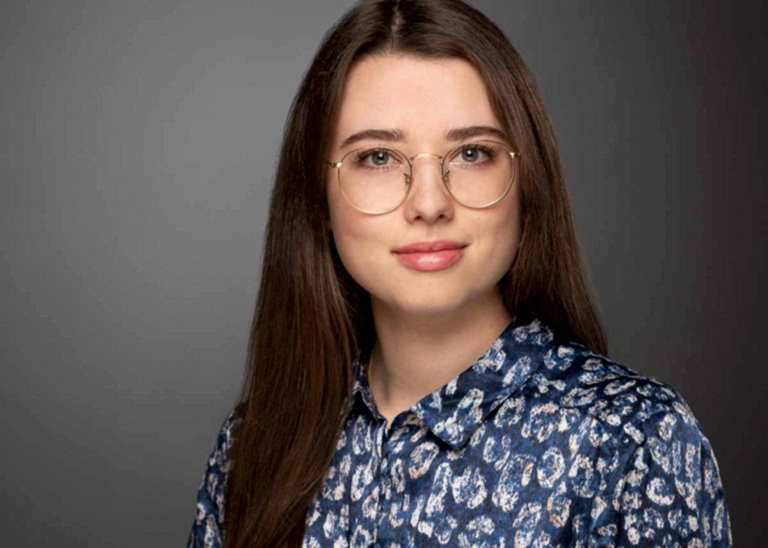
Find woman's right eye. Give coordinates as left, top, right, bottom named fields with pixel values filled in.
left=356, top=149, right=396, bottom=168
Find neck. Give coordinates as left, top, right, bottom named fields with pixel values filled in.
left=367, top=290, right=513, bottom=426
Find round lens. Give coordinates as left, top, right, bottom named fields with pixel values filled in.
left=339, top=147, right=409, bottom=214
left=444, top=140, right=516, bottom=208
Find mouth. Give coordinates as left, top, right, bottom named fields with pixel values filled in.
left=392, top=240, right=469, bottom=254
left=393, top=246, right=466, bottom=272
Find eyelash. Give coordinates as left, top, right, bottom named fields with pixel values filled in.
left=354, top=143, right=497, bottom=168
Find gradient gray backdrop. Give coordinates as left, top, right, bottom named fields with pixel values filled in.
left=1, top=1, right=765, bottom=546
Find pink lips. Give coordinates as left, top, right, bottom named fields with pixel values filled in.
left=392, top=240, right=468, bottom=272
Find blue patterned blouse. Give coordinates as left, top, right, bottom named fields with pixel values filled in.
left=187, top=316, right=733, bottom=547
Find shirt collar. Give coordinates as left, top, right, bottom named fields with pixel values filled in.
left=350, top=315, right=556, bottom=450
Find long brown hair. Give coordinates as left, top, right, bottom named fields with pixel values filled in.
left=224, top=0, right=607, bottom=545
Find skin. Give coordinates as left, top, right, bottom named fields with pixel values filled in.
left=326, top=54, right=522, bottom=427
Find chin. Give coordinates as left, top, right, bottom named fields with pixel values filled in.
left=377, top=286, right=476, bottom=316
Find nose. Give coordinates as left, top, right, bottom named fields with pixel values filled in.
left=401, top=152, right=454, bottom=223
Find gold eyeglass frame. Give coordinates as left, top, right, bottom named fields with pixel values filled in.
left=325, top=139, right=519, bottom=215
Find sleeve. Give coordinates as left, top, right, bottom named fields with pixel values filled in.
left=589, top=405, right=733, bottom=546
left=186, top=411, right=239, bottom=548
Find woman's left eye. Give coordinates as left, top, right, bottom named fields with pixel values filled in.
left=458, top=145, right=492, bottom=162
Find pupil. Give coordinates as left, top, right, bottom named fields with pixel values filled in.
left=463, top=148, right=476, bottom=161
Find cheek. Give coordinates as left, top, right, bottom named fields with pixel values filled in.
left=328, top=188, right=389, bottom=291
left=479, top=196, right=522, bottom=274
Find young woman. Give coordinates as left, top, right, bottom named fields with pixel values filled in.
left=186, top=1, right=732, bottom=546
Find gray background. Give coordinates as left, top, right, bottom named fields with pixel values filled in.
left=1, top=0, right=764, bottom=546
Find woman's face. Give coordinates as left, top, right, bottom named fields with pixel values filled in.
left=326, top=54, right=521, bottom=319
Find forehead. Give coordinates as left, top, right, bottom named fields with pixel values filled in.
left=332, top=54, right=501, bottom=149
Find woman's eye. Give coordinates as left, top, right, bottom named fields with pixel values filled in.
left=357, top=149, right=395, bottom=167
left=458, top=145, right=492, bottom=163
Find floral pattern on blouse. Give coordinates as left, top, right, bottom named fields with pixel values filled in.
left=187, top=316, right=732, bottom=547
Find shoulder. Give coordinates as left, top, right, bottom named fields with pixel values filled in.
left=534, top=340, right=732, bottom=544
left=197, top=407, right=242, bottom=490
left=207, top=407, right=242, bottom=470
left=538, top=339, right=705, bottom=440
left=186, top=407, right=243, bottom=548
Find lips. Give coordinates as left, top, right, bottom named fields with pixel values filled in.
left=394, top=247, right=466, bottom=271
left=392, top=240, right=469, bottom=272
left=392, top=240, right=468, bottom=254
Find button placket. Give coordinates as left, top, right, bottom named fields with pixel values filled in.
left=366, top=420, right=388, bottom=545
left=381, top=427, right=405, bottom=548
left=374, top=419, right=397, bottom=543
left=377, top=421, right=391, bottom=489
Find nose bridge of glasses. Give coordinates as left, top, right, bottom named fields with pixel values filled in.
left=406, top=151, right=448, bottom=183
left=408, top=151, right=444, bottom=162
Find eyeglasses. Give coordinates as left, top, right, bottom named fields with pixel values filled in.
left=326, top=139, right=519, bottom=215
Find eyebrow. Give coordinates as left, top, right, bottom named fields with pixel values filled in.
left=339, top=125, right=509, bottom=150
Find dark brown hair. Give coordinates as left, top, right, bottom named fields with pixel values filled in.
left=224, top=0, right=607, bottom=545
